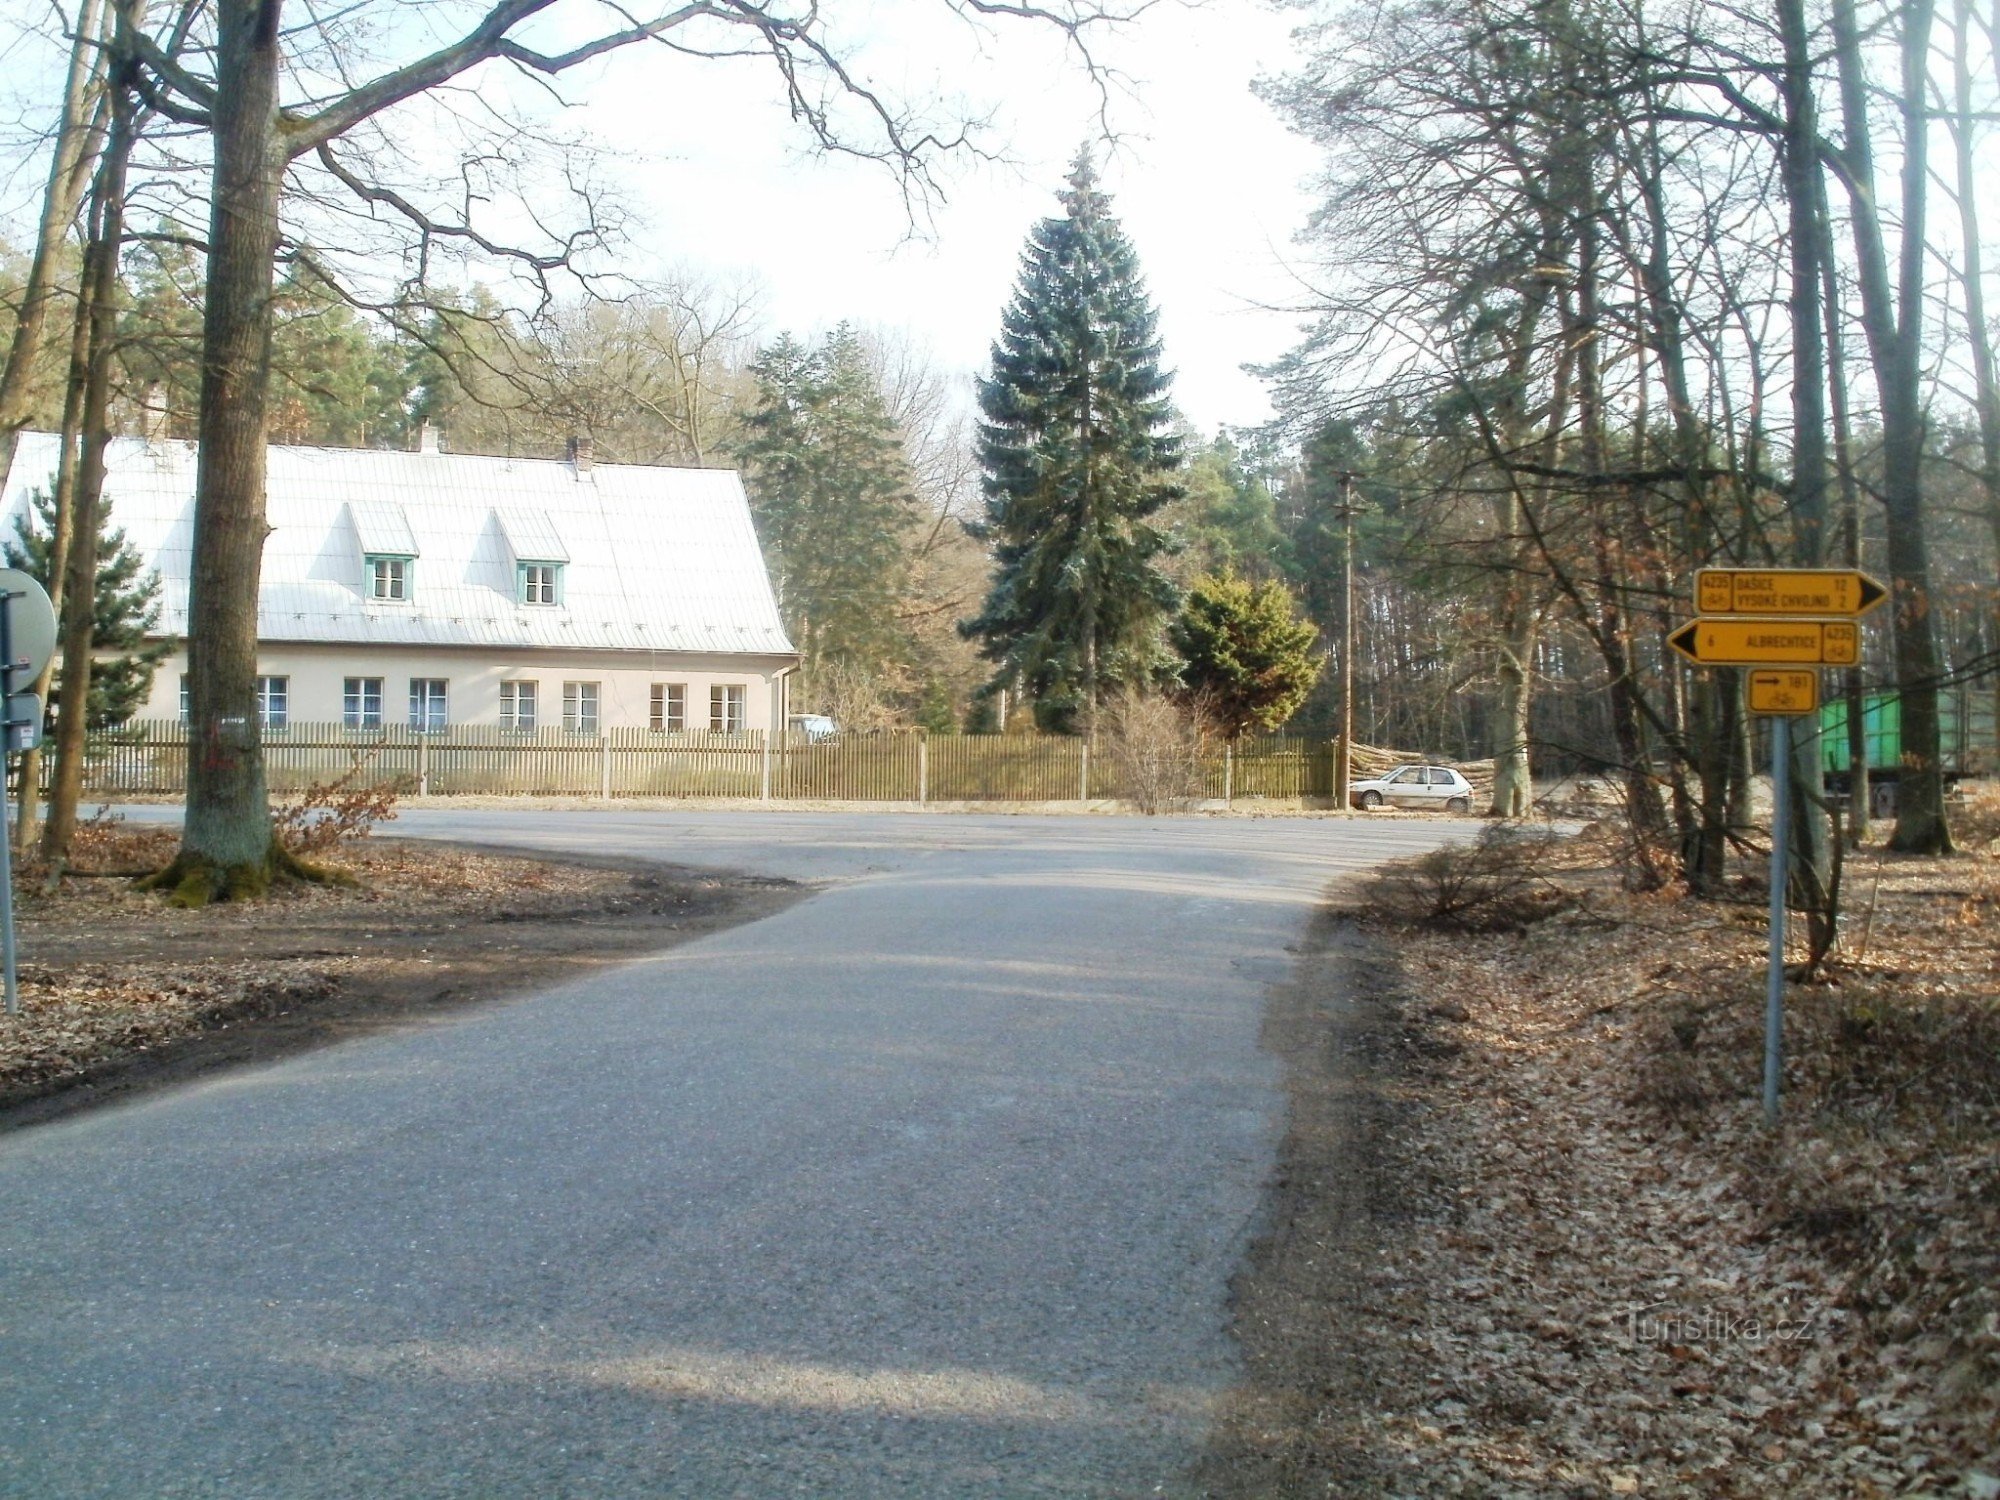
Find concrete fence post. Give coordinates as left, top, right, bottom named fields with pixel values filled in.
left=760, top=729, right=772, bottom=802
left=917, top=733, right=928, bottom=805
left=600, top=734, right=612, bottom=800
left=1224, top=743, right=1233, bottom=806
left=416, top=734, right=429, bottom=797
left=1080, top=740, right=1090, bottom=802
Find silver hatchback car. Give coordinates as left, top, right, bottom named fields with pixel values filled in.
left=1349, top=764, right=1475, bottom=813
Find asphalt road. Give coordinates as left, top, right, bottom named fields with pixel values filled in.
left=0, top=810, right=1467, bottom=1498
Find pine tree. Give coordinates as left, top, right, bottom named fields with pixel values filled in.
left=1171, top=433, right=1292, bottom=584
left=1171, top=572, right=1323, bottom=739
left=6, top=485, right=169, bottom=728
left=736, top=324, right=917, bottom=680
left=962, top=151, right=1182, bottom=734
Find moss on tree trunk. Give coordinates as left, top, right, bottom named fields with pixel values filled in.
left=140, top=841, right=352, bottom=908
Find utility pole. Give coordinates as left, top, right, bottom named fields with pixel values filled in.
left=1333, top=470, right=1359, bottom=812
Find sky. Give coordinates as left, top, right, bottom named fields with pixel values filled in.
left=564, top=0, right=1326, bottom=433
left=0, top=0, right=1326, bottom=434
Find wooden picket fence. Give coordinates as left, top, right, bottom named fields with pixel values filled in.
left=77, top=721, right=1493, bottom=805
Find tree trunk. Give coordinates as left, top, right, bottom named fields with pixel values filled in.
left=0, top=0, right=110, bottom=464
left=1483, top=290, right=1554, bottom=820
left=166, top=0, right=289, bottom=901
left=1487, top=585, right=1536, bottom=817
left=1778, top=0, right=1834, bottom=950
left=12, top=258, right=96, bottom=856
left=1728, top=690, right=1754, bottom=834
left=1832, top=0, right=1952, bottom=854
left=1822, top=167, right=1871, bottom=844
left=1690, top=667, right=1739, bottom=893
left=1950, top=0, right=2000, bottom=783
left=1572, top=122, right=1668, bottom=883
left=40, top=47, right=134, bottom=875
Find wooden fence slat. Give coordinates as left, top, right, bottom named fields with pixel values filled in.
left=78, top=722, right=1495, bottom=804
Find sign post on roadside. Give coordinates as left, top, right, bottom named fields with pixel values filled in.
left=1670, top=568, right=1886, bottom=1124
left=1695, top=568, right=1888, bottom=619
left=1667, top=617, right=1861, bottom=667
left=0, top=568, right=58, bottom=1018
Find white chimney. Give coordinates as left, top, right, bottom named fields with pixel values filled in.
left=418, top=420, right=440, bottom=454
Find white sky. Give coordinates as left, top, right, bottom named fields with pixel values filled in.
left=574, top=0, right=1324, bottom=433
left=0, top=0, right=1323, bottom=433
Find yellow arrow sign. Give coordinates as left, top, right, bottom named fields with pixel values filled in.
left=1695, top=568, right=1887, bottom=617
left=1669, top=617, right=1860, bottom=666
left=1746, top=669, right=1820, bottom=716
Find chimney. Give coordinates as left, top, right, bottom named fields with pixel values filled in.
left=417, top=420, right=440, bottom=455
left=141, top=383, right=170, bottom=444
left=567, top=434, right=592, bottom=477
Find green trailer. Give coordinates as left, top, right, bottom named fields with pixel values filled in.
left=1819, top=687, right=1996, bottom=784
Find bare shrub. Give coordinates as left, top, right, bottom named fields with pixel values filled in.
left=802, top=660, right=909, bottom=732
left=1364, top=824, right=1573, bottom=932
left=272, top=755, right=406, bottom=855
left=47, top=807, right=181, bottom=877
left=1953, top=780, right=2000, bottom=853
left=1100, top=691, right=1210, bottom=813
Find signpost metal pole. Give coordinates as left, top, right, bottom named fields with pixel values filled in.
left=1763, top=714, right=1791, bottom=1125
left=0, top=588, right=18, bottom=1017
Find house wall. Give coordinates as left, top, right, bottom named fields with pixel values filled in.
left=136, top=643, right=796, bottom=734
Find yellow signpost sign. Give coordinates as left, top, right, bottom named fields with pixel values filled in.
left=1677, top=572, right=1889, bottom=1128
left=1745, top=669, right=1819, bottom=715
left=1668, top=617, right=1860, bottom=666
left=1695, top=567, right=1887, bottom=618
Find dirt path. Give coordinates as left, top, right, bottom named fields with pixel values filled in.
left=1, top=835, right=803, bottom=1130
left=1190, top=907, right=1450, bottom=1495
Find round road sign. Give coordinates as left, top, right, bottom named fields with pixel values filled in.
left=0, top=569, right=57, bottom=684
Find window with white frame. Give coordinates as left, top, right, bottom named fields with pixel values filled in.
left=255, top=675, right=288, bottom=729
left=343, top=677, right=384, bottom=729
left=500, top=680, right=538, bottom=731
left=519, top=562, right=562, bottom=605
left=409, top=678, right=448, bottom=731
left=709, top=683, right=746, bottom=734
left=367, top=554, right=412, bottom=601
left=563, top=681, right=599, bottom=734
left=649, top=682, right=685, bottom=732
left=179, top=673, right=190, bottom=725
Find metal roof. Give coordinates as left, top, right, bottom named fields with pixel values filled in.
left=493, top=505, right=569, bottom=564
left=0, top=433, right=798, bottom=658
left=348, top=500, right=419, bottom=557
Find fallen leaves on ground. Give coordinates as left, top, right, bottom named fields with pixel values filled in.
left=0, top=823, right=690, bottom=1101
left=1326, top=787, right=2000, bottom=1497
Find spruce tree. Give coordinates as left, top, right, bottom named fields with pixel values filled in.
left=737, top=324, right=917, bottom=680
left=963, top=152, right=1181, bottom=734
left=6, top=486, right=169, bottom=728
left=1171, top=572, right=1323, bottom=739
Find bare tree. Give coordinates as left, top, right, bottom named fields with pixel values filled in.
left=115, top=0, right=1131, bottom=901
left=1829, top=0, right=1953, bottom=853
left=0, top=0, right=111, bottom=462
left=40, top=0, right=143, bottom=876
left=1944, top=0, right=2000, bottom=776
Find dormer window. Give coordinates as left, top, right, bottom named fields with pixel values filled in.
left=494, top=507, right=570, bottom=606
left=368, top=554, right=412, bottom=601
left=348, top=501, right=419, bottom=602
left=519, top=562, right=563, bottom=606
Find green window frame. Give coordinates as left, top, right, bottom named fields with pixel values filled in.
left=366, top=554, right=414, bottom=601
left=518, top=562, right=563, bottom=605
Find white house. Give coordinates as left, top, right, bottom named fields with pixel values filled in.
left=0, top=428, right=800, bottom=736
